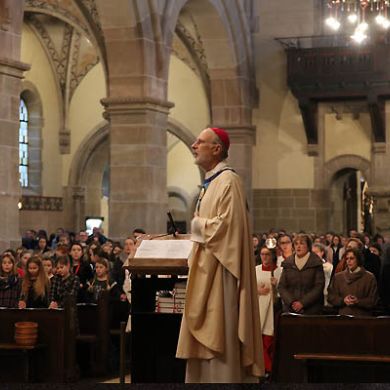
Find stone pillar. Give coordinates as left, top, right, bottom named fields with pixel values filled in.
left=368, top=142, right=390, bottom=235
left=218, top=125, right=256, bottom=207
left=0, top=0, right=30, bottom=250
left=101, top=97, right=173, bottom=241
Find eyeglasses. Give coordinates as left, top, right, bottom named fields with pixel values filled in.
left=192, top=139, right=218, bottom=146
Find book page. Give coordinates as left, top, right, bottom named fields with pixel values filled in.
left=134, top=240, right=193, bottom=259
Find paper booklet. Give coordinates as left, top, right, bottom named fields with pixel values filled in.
left=134, top=239, right=193, bottom=259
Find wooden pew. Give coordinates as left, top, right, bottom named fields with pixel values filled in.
left=0, top=302, right=76, bottom=382
left=76, top=291, right=110, bottom=376
left=273, top=314, right=390, bottom=383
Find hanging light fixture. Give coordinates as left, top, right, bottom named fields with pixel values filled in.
left=325, top=0, right=390, bottom=44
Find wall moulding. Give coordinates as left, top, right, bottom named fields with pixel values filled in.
left=20, top=196, right=63, bottom=211
left=0, top=58, right=30, bottom=78
left=101, top=96, right=174, bottom=117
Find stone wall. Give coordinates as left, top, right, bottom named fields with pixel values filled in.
left=253, top=189, right=330, bottom=234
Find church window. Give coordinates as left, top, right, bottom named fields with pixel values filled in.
left=19, top=98, right=29, bottom=187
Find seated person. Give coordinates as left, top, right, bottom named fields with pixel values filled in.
left=327, top=248, right=378, bottom=316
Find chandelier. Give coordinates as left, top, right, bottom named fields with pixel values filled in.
left=325, top=0, right=390, bottom=43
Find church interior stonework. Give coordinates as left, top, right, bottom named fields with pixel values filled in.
left=3, top=0, right=390, bottom=385
left=2, top=0, right=389, bottom=249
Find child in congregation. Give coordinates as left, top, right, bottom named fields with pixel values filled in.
left=18, top=256, right=50, bottom=309
left=49, top=255, right=80, bottom=308
left=42, top=254, right=55, bottom=281
left=86, top=257, right=120, bottom=303
left=69, top=242, right=93, bottom=302
left=16, top=249, right=33, bottom=277
left=0, top=253, right=21, bottom=308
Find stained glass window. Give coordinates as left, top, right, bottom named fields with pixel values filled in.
left=19, top=99, right=29, bottom=187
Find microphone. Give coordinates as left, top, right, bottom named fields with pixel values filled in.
left=167, top=211, right=178, bottom=237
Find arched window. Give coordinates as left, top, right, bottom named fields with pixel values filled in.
left=19, top=98, right=29, bottom=188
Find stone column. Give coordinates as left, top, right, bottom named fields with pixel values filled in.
left=368, top=142, right=390, bottom=235
left=0, top=0, right=30, bottom=250
left=217, top=125, right=256, bottom=207
left=101, top=97, right=173, bottom=241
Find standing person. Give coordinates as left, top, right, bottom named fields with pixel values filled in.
left=255, top=246, right=282, bottom=375
left=0, top=253, right=21, bottom=308
left=327, top=248, right=378, bottom=316
left=16, top=250, right=33, bottom=278
left=253, top=234, right=261, bottom=266
left=278, top=234, right=325, bottom=314
left=49, top=256, right=80, bottom=308
left=277, top=234, right=293, bottom=268
left=18, top=256, right=50, bottom=309
left=42, top=255, right=55, bottom=281
left=176, top=127, right=263, bottom=383
left=312, top=243, right=333, bottom=306
left=36, top=236, right=49, bottom=255
left=87, top=258, right=120, bottom=303
left=69, top=242, right=93, bottom=302
left=328, top=234, right=343, bottom=276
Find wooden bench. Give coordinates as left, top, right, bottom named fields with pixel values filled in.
left=294, top=353, right=390, bottom=383
left=273, top=314, right=390, bottom=383
left=0, top=343, right=46, bottom=383
left=0, top=302, right=76, bottom=382
left=76, top=291, right=110, bottom=376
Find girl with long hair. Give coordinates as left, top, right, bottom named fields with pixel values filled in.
left=18, top=256, right=50, bottom=308
left=69, top=242, right=93, bottom=302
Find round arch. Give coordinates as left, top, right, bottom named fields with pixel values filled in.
left=68, top=118, right=201, bottom=231
left=324, top=155, right=371, bottom=188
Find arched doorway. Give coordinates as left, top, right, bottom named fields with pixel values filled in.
left=329, top=169, right=371, bottom=234
left=68, top=120, right=199, bottom=235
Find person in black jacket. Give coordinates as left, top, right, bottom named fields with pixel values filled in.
left=18, top=256, right=50, bottom=308
left=69, top=242, right=93, bottom=302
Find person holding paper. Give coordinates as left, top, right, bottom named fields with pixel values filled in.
left=176, top=127, right=264, bottom=382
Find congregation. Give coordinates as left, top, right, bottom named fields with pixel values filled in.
left=0, top=227, right=144, bottom=311
left=253, top=229, right=386, bottom=376
left=0, top=225, right=387, bottom=380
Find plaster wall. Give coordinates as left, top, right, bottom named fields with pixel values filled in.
left=63, top=62, right=106, bottom=186
left=21, top=24, right=62, bottom=196
left=168, top=55, right=209, bottom=138
left=324, top=113, right=371, bottom=163
left=167, top=55, right=207, bottom=197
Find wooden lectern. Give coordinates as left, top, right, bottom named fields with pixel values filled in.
left=124, top=234, right=190, bottom=383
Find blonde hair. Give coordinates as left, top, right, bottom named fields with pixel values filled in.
left=21, top=256, right=50, bottom=299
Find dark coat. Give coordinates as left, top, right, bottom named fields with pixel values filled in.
left=278, top=252, right=325, bottom=314
left=327, top=267, right=378, bottom=316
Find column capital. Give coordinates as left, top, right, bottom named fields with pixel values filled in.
left=0, top=57, right=30, bottom=78
left=372, top=142, right=387, bottom=154
left=70, top=186, right=86, bottom=199
left=101, top=96, right=174, bottom=118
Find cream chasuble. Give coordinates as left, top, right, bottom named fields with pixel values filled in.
left=176, top=162, right=264, bottom=382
